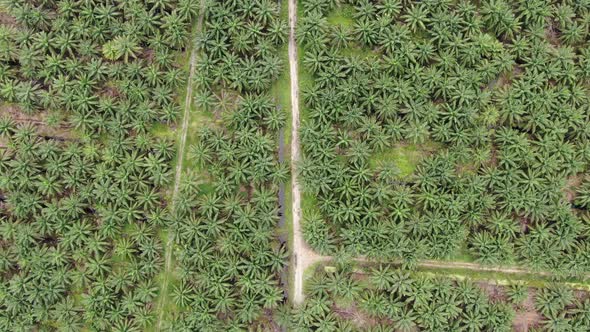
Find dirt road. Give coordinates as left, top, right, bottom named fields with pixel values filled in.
left=353, top=257, right=553, bottom=276
left=418, top=260, right=551, bottom=275
left=288, top=0, right=330, bottom=305
left=155, top=5, right=205, bottom=331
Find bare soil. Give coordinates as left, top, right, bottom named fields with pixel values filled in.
left=513, top=290, right=543, bottom=332
left=0, top=104, right=74, bottom=140
left=141, top=48, right=156, bottom=63
left=564, top=174, right=583, bottom=203
left=519, top=216, right=531, bottom=233
left=546, top=24, right=561, bottom=46
left=332, top=303, right=379, bottom=328
left=0, top=12, right=16, bottom=26
left=477, top=281, right=507, bottom=303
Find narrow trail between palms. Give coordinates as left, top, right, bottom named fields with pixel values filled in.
left=288, top=0, right=329, bottom=306
left=155, top=5, right=205, bottom=331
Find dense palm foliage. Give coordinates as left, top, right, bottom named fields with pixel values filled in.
left=298, top=0, right=590, bottom=276
left=0, top=123, right=174, bottom=331
left=0, top=0, right=195, bottom=330
left=292, top=263, right=590, bottom=331
left=169, top=0, right=289, bottom=330
left=290, top=263, right=518, bottom=331
left=535, top=283, right=590, bottom=331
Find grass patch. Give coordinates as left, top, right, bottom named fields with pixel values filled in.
left=297, top=46, right=314, bottom=119
left=301, top=192, right=319, bottom=218
left=448, top=244, right=476, bottom=263
left=150, top=123, right=173, bottom=138
left=369, top=142, right=439, bottom=177
left=148, top=242, right=180, bottom=332
left=339, top=46, right=378, bottom=58
left=326, top=4, right=355, bottom=28
left=325, top=5, right=376, bottom=58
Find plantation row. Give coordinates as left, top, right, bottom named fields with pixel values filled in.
left=167, top=0, right=290, bottom=330
left=0, top=0, right=196, bottom=330
left=291, top=262, right=590, bottom=331
left=298, top=0, right=590, bottom=276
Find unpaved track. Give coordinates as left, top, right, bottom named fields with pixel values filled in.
left=353, top=257, right=553, bottom=276
left=155, top=5, right=205, bottom=331
left=418, top=260, right=550, bottom=275
left=288, top=0, right=329, bottom=306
